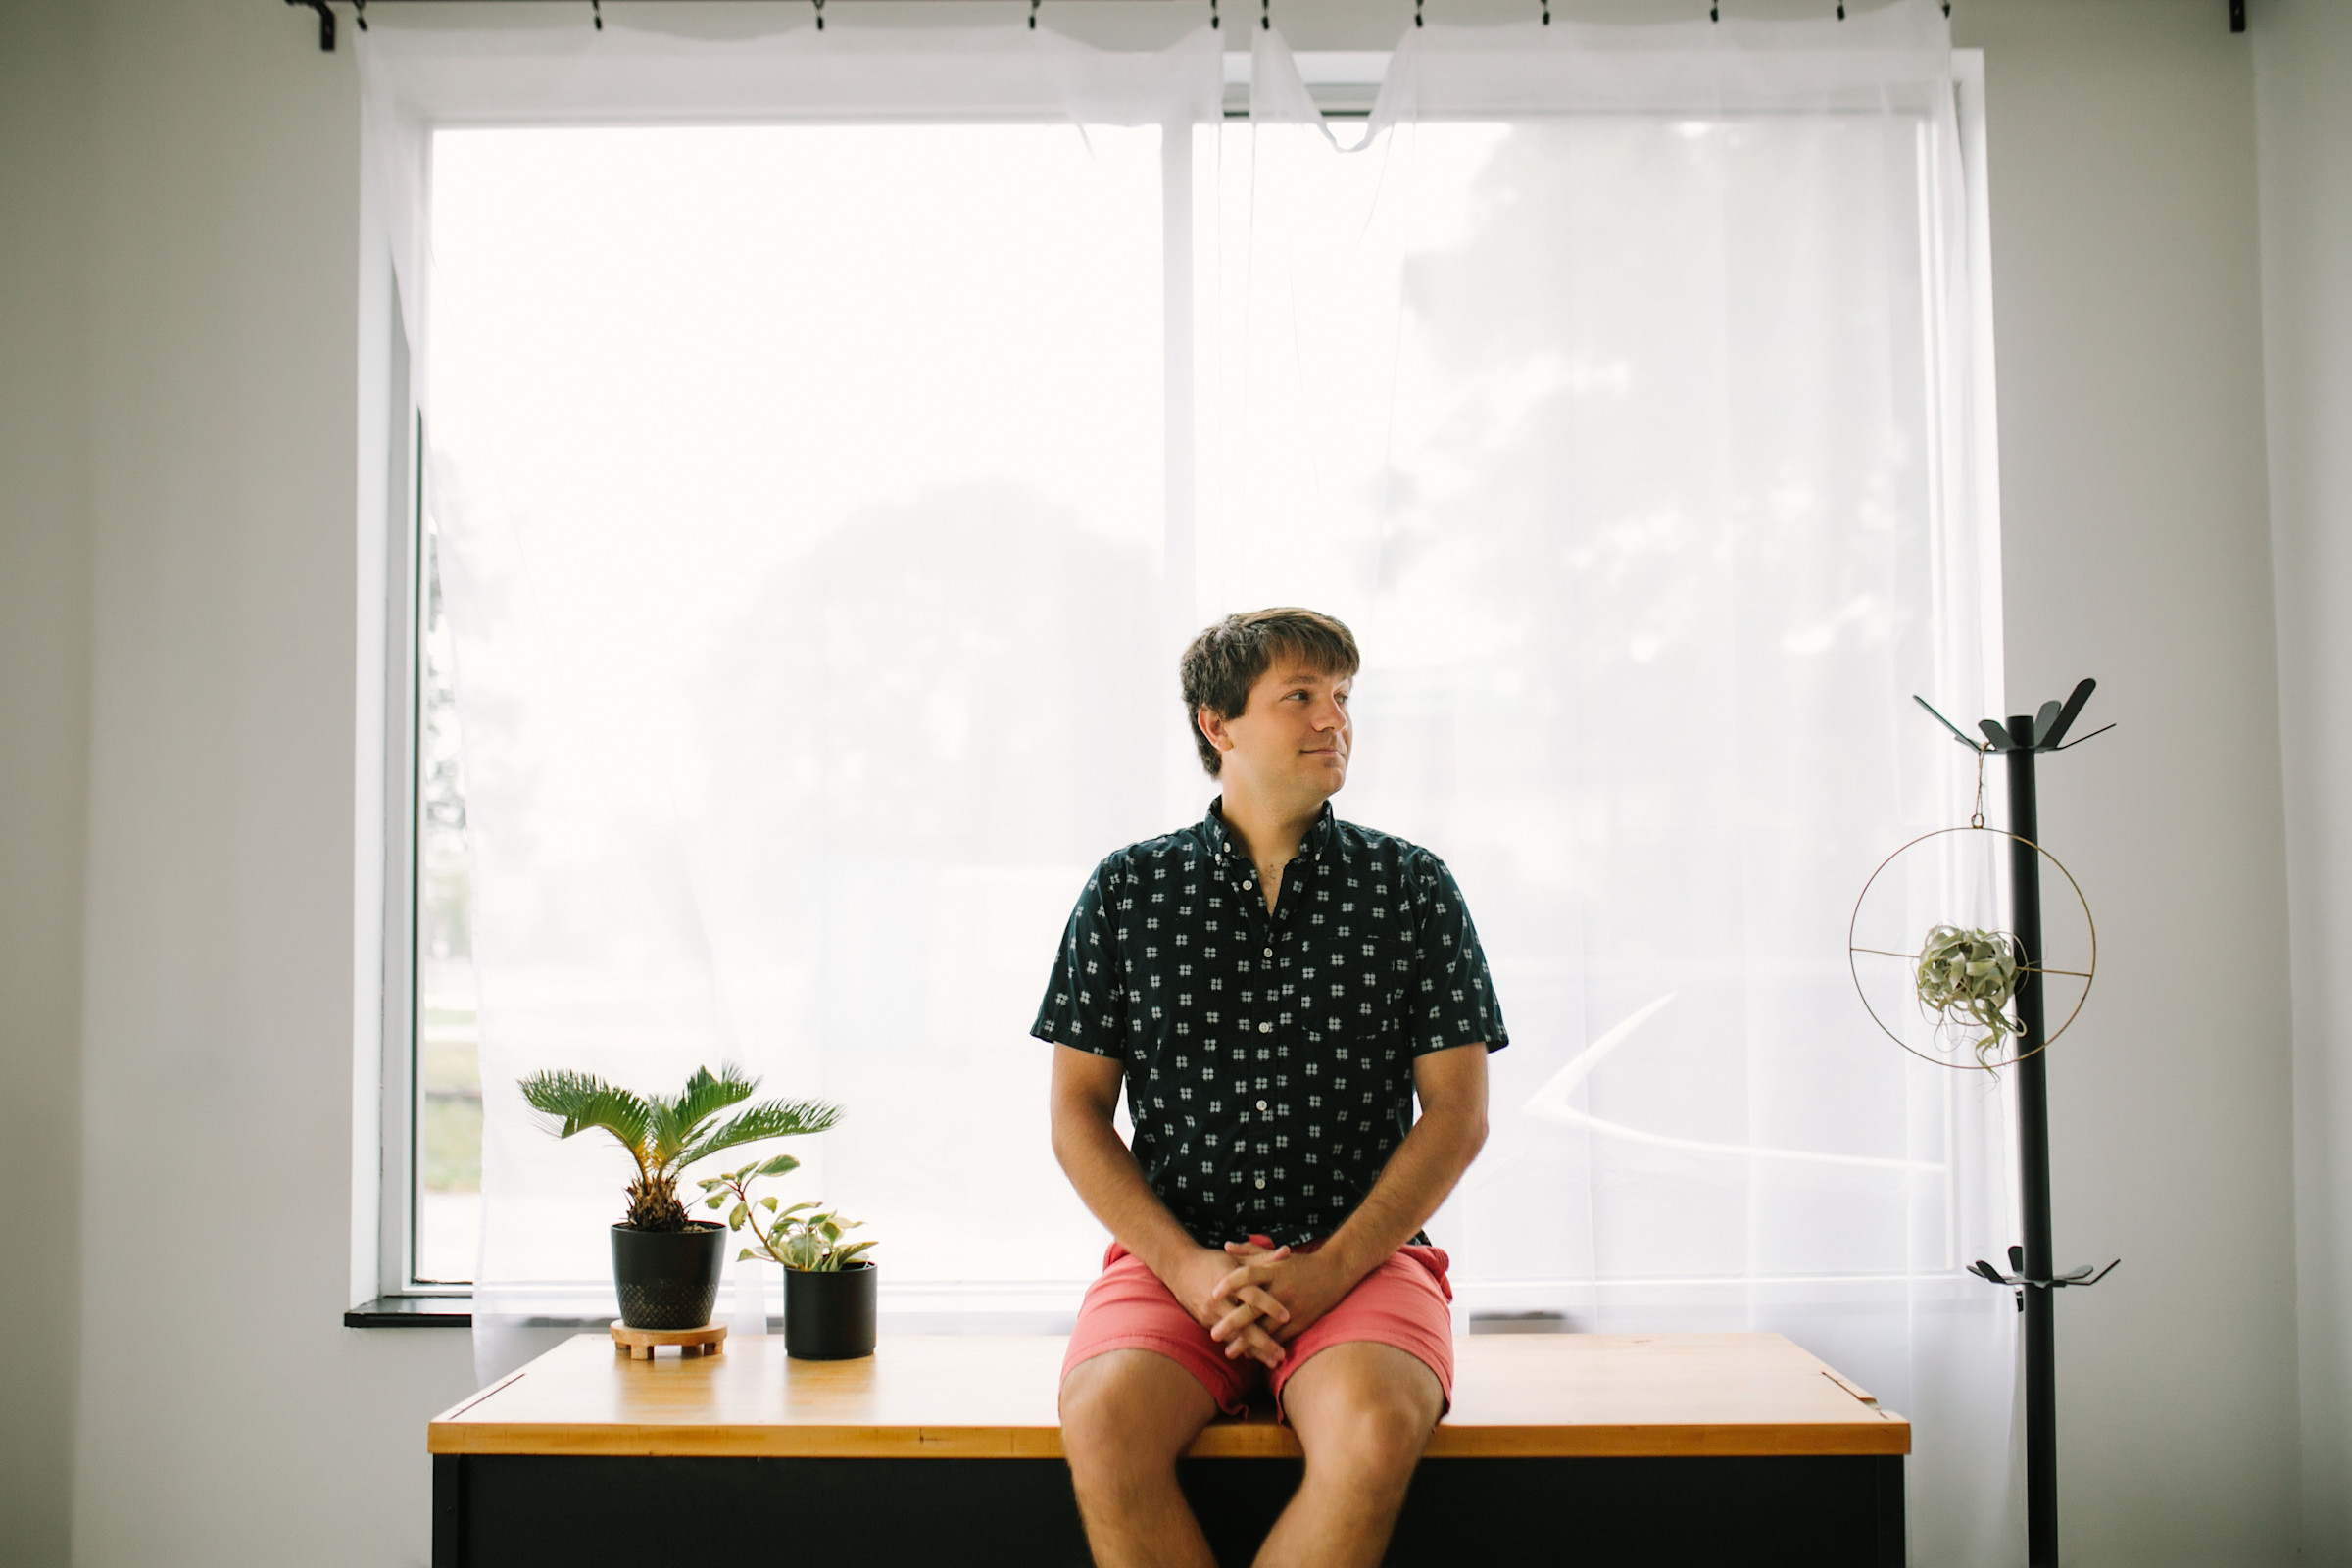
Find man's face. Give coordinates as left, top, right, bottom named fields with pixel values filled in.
left=1200, top=659, right=1353, bottom=804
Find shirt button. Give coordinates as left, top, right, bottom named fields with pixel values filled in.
left=1263, top=948, right=1273, bottom=957
left=1258, top=1022, right=1272, bottom=1034
left=1255, top=1177, right=1267, bottom=1189
left=1256, top=1100, right=1268, bottom=1111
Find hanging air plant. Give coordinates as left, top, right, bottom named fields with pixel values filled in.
left=1914, top=924, right=2023, bottom=1070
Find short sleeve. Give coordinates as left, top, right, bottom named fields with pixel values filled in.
left=1031, top=858, right=1130, bottom=1059
left=1404, top=854, right=1508, bottom=1055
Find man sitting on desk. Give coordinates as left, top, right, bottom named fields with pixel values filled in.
left=1033, top=608, right=1508, bottom=1568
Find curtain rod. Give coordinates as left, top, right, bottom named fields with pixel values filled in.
left=286, top=0, right=1205, bottom=52
left=281, top=0, right=2246, bottom=54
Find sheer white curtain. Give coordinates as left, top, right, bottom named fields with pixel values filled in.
left=365, top=6, right=2014, bottom=1559
left=360, top=11, right=1222, bottom=1377
left=1218, top=8, right=2013, bottom=1562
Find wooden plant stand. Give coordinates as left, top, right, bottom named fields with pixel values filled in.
left=610, top=1321, right=727, bottom=1361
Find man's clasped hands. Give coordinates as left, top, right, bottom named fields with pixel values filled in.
left=1172, top=1240, right=1355, bottom=1368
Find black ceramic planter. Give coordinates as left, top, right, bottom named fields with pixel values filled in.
left=611, top=1221, right=725, bottom=1330
left=785, top=1262, right=877, bottom=1359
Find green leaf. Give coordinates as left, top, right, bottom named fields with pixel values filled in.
left=675, top=1097, right=844, bottom=1175
left=738, top=1249, right=757, bottom=1262
left=760, top=1197, right=778, bottom=1212
left=517, top=1070, right=653, bottom=1157
left=705, top=1195, right=725, bottom=1209
left=642, top=1064, right=761, bottom=1178
left=755, top=1152, right=803, bottom=1179
left=729, top=1202, right=749, bottom=1228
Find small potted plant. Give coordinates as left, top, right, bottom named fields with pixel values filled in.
left=519, top=1064, right=839, bottom=1331
left=705, top=1164, right=877, bottom=1359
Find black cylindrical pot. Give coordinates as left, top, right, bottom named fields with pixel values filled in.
left=611, top=1221, right=725, bottom=1330
left=785, top=1263, right=877, bottom=1359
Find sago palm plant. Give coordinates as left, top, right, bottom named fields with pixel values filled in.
left=519, top=1063, right=841, bottom=1231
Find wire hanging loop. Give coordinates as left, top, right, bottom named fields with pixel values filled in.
left=355, top=0, right=368, bottom=32
left=1846, top=825, right=2098, bottom=1072
left=1029, top=0, right=1039, bottom=29
left=591, top=0, right=603, bottom=28
left=813, top=0, right=823, bottom=29
left=1415, top=0, right=1424, bottom=26
left=1210, top=0, right=1219, bottom=28
left=1260, top=0, right=1269, bottom=31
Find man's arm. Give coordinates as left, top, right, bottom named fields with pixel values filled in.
left=1208, top=1043, right=1489, bottom=1351
left=1050, top=1044, right=1288, bottom=1366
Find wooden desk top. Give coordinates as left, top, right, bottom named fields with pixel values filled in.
left=429, top=1333, right=1908, bottom=1460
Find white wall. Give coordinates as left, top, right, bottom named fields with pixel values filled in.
left=0, top=3, right=93, bottom=1565
left=63, top=2, right=477, bottom=1566
left=0, top=0, right=2320, bottom=1564
left=2252, top=2, right=2352, bottom=1562
left=1948, top=3, right=2305, bottom=1564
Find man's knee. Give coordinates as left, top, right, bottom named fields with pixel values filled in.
left=1286, top=1348, right=1443, bottom=1492
left=1059, top=1349, right=1214, bottom=1485
left=1318, top=1397, right=1432, bottom=1490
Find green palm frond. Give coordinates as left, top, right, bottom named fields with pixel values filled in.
left=677, top=1099, right=841, bottom=1174
left=644, top=1064, right=758, bottom=1169
left=519, top=1070, right=654, bottom=1161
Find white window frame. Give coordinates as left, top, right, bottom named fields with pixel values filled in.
left=353, top=47, right=1998, bottom=1310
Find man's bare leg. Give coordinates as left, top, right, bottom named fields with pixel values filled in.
left=1253, top=1343, right=1444, bottom=1568
left=1060, top=1348, right=1222, bottom=1568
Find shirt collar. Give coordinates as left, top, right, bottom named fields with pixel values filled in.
left=1203, top=799, right=1338, bottom=866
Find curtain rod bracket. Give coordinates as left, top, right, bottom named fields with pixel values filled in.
left=286, top=0, right=335, bottom=52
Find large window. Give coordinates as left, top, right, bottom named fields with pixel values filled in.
left=411, top=119, right=1177, bottom=1299
left=392, top=35, right=2001, bottom=1331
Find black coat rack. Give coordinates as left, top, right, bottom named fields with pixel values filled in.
left=1917, top=679, right=2121, bottom=1567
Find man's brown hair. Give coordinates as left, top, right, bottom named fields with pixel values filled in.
left=1179, top=609, right=1360, bottom=777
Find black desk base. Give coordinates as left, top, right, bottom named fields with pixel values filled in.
left=435, top=1451, right=1905, bottom=1566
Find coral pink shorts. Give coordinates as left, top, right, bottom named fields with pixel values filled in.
left=1059, top=1237, right=1454, bottom=1418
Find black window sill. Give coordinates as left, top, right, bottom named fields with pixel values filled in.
left=345, top=1298, right=644, bottom=1330
left=347, top=1299, right=1580, bottom=1332
left=347, top=1297, right=471, bottom=1328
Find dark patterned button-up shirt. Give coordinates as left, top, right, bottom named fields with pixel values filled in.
left=1033, top=800, right=1508, bottom=1248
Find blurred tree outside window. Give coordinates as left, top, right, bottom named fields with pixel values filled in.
left=416, top=514, right=482, bottom=1285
